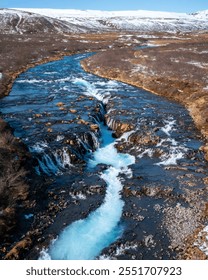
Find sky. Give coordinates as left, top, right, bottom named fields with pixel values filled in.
left=1, top=0, right=208, bottom=13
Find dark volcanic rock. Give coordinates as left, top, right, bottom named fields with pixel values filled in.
left=25, top=171, right=106, bottom=260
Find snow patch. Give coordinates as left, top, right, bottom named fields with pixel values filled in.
left=170, top=58, right=180, bottom=63
left=192, top=10, right=208, bottom=19
left=187, top=61, right=208, bottom=69
left=194, top=225, right=208, bottom=256
left=132, top=65, right=147, bottom=73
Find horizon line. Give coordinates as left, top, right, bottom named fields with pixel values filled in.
left=6, top=7, right=201, bottom=14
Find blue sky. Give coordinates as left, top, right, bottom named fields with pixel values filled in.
left=1, top=0, right=208, bottom=13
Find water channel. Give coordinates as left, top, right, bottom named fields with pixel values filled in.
left=0, top=53, right=207, bottom=259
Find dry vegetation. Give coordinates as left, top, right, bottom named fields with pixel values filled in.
left=0, top=120, right=29, bottom=241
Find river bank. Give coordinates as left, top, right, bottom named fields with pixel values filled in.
left=81, top=31, right=208, bottom=159
left=0, top=32, right=133, bottom=98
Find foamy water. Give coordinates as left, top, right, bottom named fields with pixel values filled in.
left=30, top=142, right=72, bottom=176
left=40, top=122, right=135, bottom=260
left=73, top=77, right=110, bottom=103
left=39, top=77, right=135, bottom=260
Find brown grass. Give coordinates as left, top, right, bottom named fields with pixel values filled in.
left=0, top=127, right=29, bottom=240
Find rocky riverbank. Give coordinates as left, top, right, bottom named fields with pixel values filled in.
left=81, top=31, right=208, bottom=259
left=81, top=31, right=208, bottom=160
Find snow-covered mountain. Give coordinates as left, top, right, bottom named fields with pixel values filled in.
left=1, top=8, right=208, bottom=34
left=17, top=9, right=191, bottom=19
left=0, top=8, right=89, bottom=34
left=191, top=10, right=208, bottom=19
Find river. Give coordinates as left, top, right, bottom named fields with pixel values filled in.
left=0, top=53, right=207, bottom=259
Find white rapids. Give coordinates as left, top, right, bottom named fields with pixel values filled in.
left=39, top=79, right=135, bottom=260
